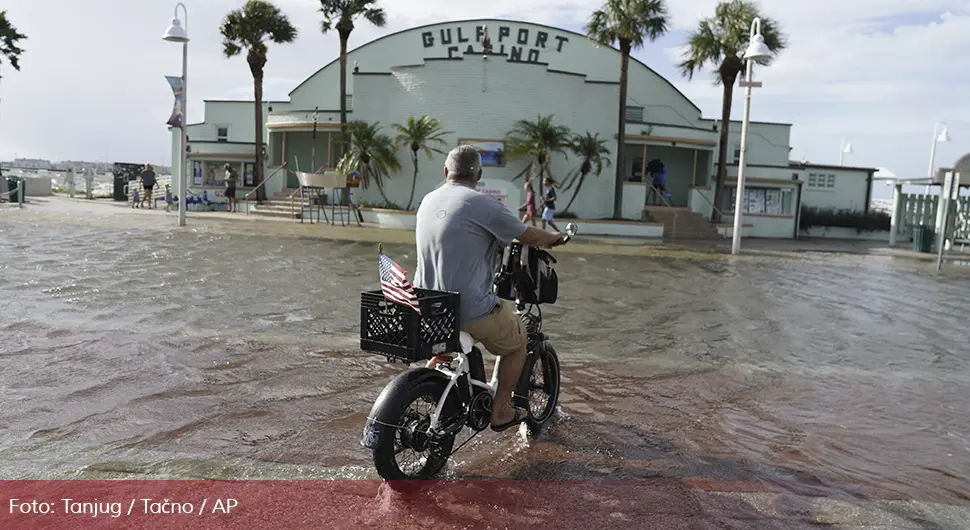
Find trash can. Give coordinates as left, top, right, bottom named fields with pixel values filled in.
left=6, top=177, right=22, bottom=203
left=912, top=225, right=934, bottom=253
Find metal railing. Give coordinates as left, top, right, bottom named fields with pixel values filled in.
left=1, top=178, right=25, bottom=208
left=692, top=188, right=728, bottom=228
left=244, top=163, right=287, bottom=215
left=644, top=183, right=678, bottom=242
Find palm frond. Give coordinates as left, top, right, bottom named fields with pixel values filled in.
left=220, top=0, right=298, bottom=60
left=0, top=10, right=27, bottom=75
left=584, top=0, right=668, bottom=51
left=677, top=0, right=788, bottom=81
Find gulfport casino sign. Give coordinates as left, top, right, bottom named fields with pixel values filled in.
left=421, top=24, right=569, bottom=63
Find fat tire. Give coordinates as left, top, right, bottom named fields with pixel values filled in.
left=525, top=346, right=561, bottom=434
left=372, top=378, right=459, bottom=482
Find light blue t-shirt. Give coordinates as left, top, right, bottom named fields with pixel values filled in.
left=414, top=182, right=527, bottom=324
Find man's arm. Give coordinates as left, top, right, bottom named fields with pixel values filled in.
left=516, top=225, right=562, bottom=248
left=477, top=195, right=563, bottom=248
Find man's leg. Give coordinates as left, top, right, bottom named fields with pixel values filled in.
left=461, top=300, right=528, bottom=429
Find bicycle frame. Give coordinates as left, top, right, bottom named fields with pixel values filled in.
left=426, top=304, right=536, bottom=435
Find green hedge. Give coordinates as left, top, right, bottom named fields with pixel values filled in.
left=799, top=206, right=891, bottom=232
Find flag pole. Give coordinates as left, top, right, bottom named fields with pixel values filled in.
left=378, top=243, right=383, bottom=254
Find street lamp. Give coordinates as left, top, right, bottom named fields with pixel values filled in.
left=839, top=137, right=852, bottom=165
left=731, top=17, right=772, bottom=256
left=925, top=122, right=949, bottom=195
left=163, top=3, right=189, bottom=227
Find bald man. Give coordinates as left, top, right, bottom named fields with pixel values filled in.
left=414, top=145, right=564, bottom=432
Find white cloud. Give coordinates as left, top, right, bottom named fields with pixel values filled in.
left=0, top=0, right=967, bottom=179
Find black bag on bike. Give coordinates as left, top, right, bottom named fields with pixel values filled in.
left=494, top=243, right=558, bottom=305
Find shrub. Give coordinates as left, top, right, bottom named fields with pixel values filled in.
left=357, top=199, right=404, bottom=210
left=799, top=206, right=891, bottom=233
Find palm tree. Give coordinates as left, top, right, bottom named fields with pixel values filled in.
left=337, top=120, right=401, bottom=207
left=0, top=10, right=26, bottom=79
left=562, top=132, right=612, bottom=213
left=0, top=10, right=26, bottom=184
left=678, top=0, right=786, bottom=223
left=391, top=115, right=450, bottom=210
left=505, top=114, right=573, bottom=191
left=220, top=0, right=298, bottom=201
left=586, top=0, right=668, bottom=219
left=318, top=0, right=387, bottom=152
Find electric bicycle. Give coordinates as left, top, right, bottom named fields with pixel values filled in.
left=358, top=223, right=578, bottom=481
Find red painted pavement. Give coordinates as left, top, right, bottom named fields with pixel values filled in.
left=0, top=479, right=766, bottom=529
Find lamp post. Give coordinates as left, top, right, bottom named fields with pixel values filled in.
left=839, top=137, right=852, bottom=165
left=731, top=17, right=772, bottom=256
left=925, top=122, right=949, bottom=195
left=311, top=106, right=319, bottom=172
left=162, top=3, right=189, bottom=227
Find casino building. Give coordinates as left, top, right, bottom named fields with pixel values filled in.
left=171, top=18, right=877, bottom=239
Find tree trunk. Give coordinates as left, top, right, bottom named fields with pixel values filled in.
left=564, top=170, right=589, bottom=212
left=338, top=34, right=349, bottom=156
left=253, top=68, right=266, bottom=201
left=374, top=168, right=392, bottom=206
left=406, top=150, right=418, bottom=210
left=711, top=65, right=740, bottom=224
left=613, top=40, right=631, bottom=219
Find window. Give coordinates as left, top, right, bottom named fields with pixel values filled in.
left=201, top=160, right=242, bottom=186
left=217, top=127, right=229, bottom=142
left=733, top=144, right=742, bottom=162
left=726, top=186, right=794, bottom=215
left=807, top=172, right=836, bottom=189
left=625, top=106, right=644, bottom=122
left=344, top=94, right=354, bottom=111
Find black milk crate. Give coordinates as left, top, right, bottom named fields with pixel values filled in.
left=360, top=289, right=461, bottom=363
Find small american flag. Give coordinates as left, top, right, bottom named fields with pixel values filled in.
left=379, top=252, right=421, bottom=315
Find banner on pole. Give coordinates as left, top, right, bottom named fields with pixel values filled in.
left=166, top=75, right=185, bottom=129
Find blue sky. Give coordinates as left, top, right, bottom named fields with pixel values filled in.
left=1, top=0, right=968, bottom=200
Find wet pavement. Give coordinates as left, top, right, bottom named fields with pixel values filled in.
left=1, top=197, right=968, bottom=528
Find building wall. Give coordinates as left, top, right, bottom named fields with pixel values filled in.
left=177, top=18, right=800, bottom=220
left=793, top=165, right=873, bottom=212
left=349, top=58, right=619, bottom=218
left=702, top=119, right=793, bottom=169
left=288, top=19, right=704, bottom=130
left=187, top=100, right=292, bottom=143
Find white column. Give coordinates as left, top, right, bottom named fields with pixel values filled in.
left=889, top=182, right=902, bottom=246
left=934, top=179, right=948, bottom=252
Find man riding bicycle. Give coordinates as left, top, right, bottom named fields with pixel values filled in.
left=414, top=145, right=565, bottom=433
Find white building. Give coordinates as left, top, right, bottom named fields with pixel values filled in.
left=171, top=18, right=877, bottom=239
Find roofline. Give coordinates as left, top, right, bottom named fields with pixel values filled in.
left=286, top=18, right=703, bottom=115
left=203, top=99, right=290, bottom=104
left=789, top=161, right=877, bottom=173
left=699, top=117, right=792, bottom=127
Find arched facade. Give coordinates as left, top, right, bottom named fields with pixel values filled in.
left=177, top=17, right=849, bottom=236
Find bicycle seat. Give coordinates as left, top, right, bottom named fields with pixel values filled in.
left=459, top=331, right=474, bottom=354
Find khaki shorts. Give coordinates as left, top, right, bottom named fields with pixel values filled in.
left=461, top=299, right=526, bottom=357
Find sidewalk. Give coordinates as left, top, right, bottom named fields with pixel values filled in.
left=13, top=195, right=967, bottom=264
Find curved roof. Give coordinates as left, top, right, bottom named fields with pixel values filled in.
left=287, top=18, right=701, bottom=115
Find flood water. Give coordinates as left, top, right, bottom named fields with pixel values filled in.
left=1, top=201, right=969, bottom=523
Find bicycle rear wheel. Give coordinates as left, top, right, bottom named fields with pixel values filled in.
left=371, top=379, right=459, bottom=481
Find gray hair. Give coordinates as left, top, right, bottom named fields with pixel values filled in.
left=444, top=145, right=482, bottom=180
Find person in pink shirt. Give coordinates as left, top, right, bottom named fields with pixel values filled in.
left=518, top=181, right=537, bottom=226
